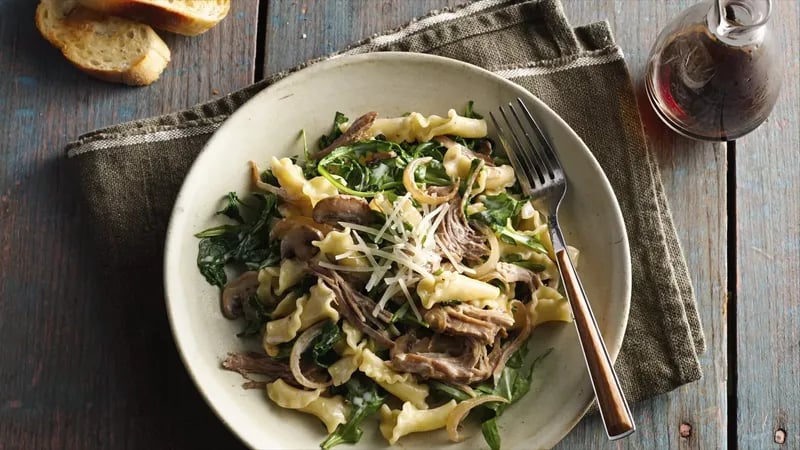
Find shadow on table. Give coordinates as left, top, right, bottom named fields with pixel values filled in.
left=21, top=156, right=245, bottom=448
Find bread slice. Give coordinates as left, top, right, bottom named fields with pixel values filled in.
left=35, top=0, right=170, bottom=86
left=77, top=0, right=231, bottom=36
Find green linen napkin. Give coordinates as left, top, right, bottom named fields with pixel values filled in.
left=67, top=0, right=704, bottom=405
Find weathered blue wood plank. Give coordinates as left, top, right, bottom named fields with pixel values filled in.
left=0, top=0, right=258, bottom=448
left=558, top=1, right=727, bottom=448
left=735, top=1, right=800, bottom=448
left=265, top=0, right=463, bottom=74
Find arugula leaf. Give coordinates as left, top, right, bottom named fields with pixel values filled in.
left=473, top=193, right=547, bottom=254
left=310, top=321, right=342, bottom=368
left=194, top=224, right=243, bottom=238
left=300, top=129, right=319, bottom=179
left=473, top=344, right=553, bottom=450
left=259, top=169, right=280, bottom=187
left=481, top=417, right=501, bottom=450
left=430, top=381, right=472, bottom=402
left=389, top=302, right=429, bottom=328
left=292, top=275, right=320, bottom=297
left=458, top=159, right=483, bottom=197
left=495, top=219, right=548, bottom=254
left=493, top=153, right=512, bottom=167
left=413, top=158, right=452, bottom=186
left=319, top=112, right=349, bottom=149
left=389, top=302, right=409, bottom=323
left=464, top=100, right=484, bottom=119
left=320, top=376, right=385, bottom=449
left=471, top=192, right=525, bottom=228
left=237, top=295, right=271, bottom=337
left=500, top=254, right=547, bottom=272
left=513, top=261, right=547, bottom=272
left=215, top=192, right=246, bottom=223
left=505, top=338, right=530, bottom=370
left=317, top=140, right=410, bottom=196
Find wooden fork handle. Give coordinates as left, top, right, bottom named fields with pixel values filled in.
left=555, top=248, right=636, bottom=439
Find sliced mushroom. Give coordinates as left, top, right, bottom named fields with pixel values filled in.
left=280, top=225, right=324, bottom=261
left=270, top=216, right=333, bottom=240
left=312, top=195, right=377, bottom=226
left=221, top=271, right=260, bottom=319
left=476, top=139, right=493, bottom=156
left=312, top=111, right=379, bottom=160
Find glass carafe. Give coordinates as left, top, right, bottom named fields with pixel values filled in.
left=645, top=0, right=782, bottom=141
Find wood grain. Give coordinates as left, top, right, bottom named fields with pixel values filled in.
left=557, top=2, right=728, bottom=448
left=264, top=0, right=462, bottom=75
left=735, top=1, right=800, bottom=448
left=0, top=1, right=257, bottom=448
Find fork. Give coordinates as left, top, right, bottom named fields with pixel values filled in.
left=490, top=98, right=636, bottom=440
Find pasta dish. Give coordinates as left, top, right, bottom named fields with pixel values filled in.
left=194, top=104, right=574, bottom=449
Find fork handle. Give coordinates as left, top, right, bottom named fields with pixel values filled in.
left=555, top=247, right=636, bottom=439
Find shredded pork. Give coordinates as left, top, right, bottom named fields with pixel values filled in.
left=311, top=264, right=395, bottom=348
left=424, top=303, right=514, bottom=345
left=390, top=332, right=492, bottom=384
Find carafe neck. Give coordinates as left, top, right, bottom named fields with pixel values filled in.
left=707, top=0, right=771, bottom=46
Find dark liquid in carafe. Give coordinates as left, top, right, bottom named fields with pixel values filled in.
left=652, top=26, right=774, bottom=140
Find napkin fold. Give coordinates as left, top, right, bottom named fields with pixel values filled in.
left=67, top=0, right=704, bottom=404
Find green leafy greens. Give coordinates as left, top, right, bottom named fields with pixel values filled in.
left=237, top=295, right=271, bottom=337
left=316, top=139, right=451, bottom=197
left=471, top=192, right=548, bottom=254
left=310, top=321, right=342, bottom=368
left=474, top=343, right=553, bottom=450
left=501, top=254, right=547, bottom=272
left=495, top=219, right=548, bottom=254
left=195, top=192, right=281, bottom=287
left=319, top=112, right=349, bottom=149
left=471, top=192, right=525, bottom=227
left=320, top=376, right=385, bottom=449
left=216, top=191, right=246, bottom=223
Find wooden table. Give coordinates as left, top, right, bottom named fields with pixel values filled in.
left=1, top=1, right=797, bottom=448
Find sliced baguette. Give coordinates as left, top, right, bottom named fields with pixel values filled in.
left=35, top=0, right=170, bottom=86
left=77, top=0, right=231, bottom=36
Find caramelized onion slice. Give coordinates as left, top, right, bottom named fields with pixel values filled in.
left=446, top=395, right=509, bottom=442
left=403, top=157, right=458, bottom=205
left=289, top=321, right=333, bottom=390
left=249, top=160, right=287, bottom=197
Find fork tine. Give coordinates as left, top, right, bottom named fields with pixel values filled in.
left=498, top=105, right=546, bottom=186
left=503, top=103, right=547, bottom=185
left=508, top=101, right=554, bottom=180
left=516, top=97, right=562, bottom=174
left=489, top=111, right=534, bottom=194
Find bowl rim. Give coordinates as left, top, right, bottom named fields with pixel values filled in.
left=163, top=51, right=632, bottom=449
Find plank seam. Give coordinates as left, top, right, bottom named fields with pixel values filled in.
left=255, top=0, right=269, bottom=81
left=727, top=139, right=737, bottom=449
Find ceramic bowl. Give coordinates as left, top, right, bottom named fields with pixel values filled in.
left=164, top=52, right=631, bottom=450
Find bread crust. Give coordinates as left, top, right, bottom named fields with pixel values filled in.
left=78, top=0, right=231, bottom=36
left=35, top=1, right=170, bottom=86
